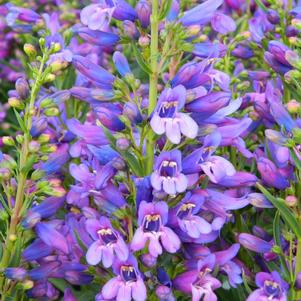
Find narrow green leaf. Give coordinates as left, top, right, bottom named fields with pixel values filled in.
left=254, top=0, right=268, bottom=11
left=21, top=155, right=37, bottom=174
left=273, top=211, right=291, bottom=280
left=49, top=278, right=70, bottom=292
left=13, top=109, right=27, bottom=133
left=131, top=43, right=152, bottom=75
left=257, top=183, right=301, bottom=238
left=159, top=0, right=173, bottom=20
left=290, top=149, right=301, bottom=171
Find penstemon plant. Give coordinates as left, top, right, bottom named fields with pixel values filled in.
left=1, top=0, right=301, bottom=301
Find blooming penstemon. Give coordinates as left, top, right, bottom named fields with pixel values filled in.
left=1, top=0, right=301, bottom=300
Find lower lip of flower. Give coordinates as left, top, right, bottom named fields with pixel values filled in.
left=120, top=265, right=137, bottom=283
left=97, top=228, right=117, bottom=245
left=143, top=214, right=161, bottom=232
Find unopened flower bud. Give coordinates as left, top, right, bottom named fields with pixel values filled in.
left=136, top=0, right=151, bottom=28
left=156, top=285, right=172, bottom=300
left=112, top=157, right=126, bottom=170
left=8, top=97, right=24, bottom=110
left=267, top=9, right=280, bottom=24
left=15, top=78, right=30, bottom=99
left=287, top=99, right=300, bottom=114
left=16, top=134, right=24, bottom=144
left=38, top=133, right=51, bottom=144
left=44, top=73, right=56, bottom=83
left=39, top=37, right=46, bottom=48
left=123, top=20, right=139, bottom=39
left=116, top=137, right=130, bottom=150
left=186, top=25, right=201, bottom=36
left=44, top=107, right=60, bottom=116
left=24, top=43, right=37, bottom=58
left=140, top=253, right=157, bottom=267
left=31, top=169, right=45, bottom=181
left=29, top=141, right=40, bottom=153
left=123, top=102, right=143, bottom=123
left=0, top=168, right=10, bottom=181
left=9, top=234, right=17, bottom=241
left=22, top=280, right=34, bottom=290
left=40, top=98, right=54, bottom=108
left=285, top=195, right=297, bottom=207
left=2, top=136, right=15, bottom=146
left=138, top=36, right=150, bottom=47
left=49, top=60, right=68, bottom=73
left=292, top=18, right=301, bottom=30
left=295, top=272, right=301, bottom=290
left=40, top=144, right=57, bottom=153
left=52, top=42, right=61, bottom=53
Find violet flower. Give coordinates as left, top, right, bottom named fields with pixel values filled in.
left=131, top=201, right=181, bottom=257
left=101, top=255, right=147, bottom=301
left=150, top=149, right=188, bottom=195
left=247, top=271, right=288, bottom=301
left=85, top=216, right=129, bottom=267
left=150, top=85, right=198, bottom=144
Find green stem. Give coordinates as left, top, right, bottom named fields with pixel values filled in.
left=145, top=0, right=159, bottom=175
left=294, top=216, right=301, bottom=300
left=0, top=52, right=48, bottom=298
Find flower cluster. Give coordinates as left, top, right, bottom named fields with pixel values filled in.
left=1, top=1, right=301, bottom=301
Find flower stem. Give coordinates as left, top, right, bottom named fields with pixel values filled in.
left=0, top=51, right=48, bottom=296
left=294, top=216, right=301, bottom=299
left=145, top=0, right=159, bottom=175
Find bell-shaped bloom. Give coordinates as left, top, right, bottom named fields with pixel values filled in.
left=35, top=222, right=69, bottom=254
left=151, top=150, right=188, bottom=195
left=73, top=26, right=119, bottom=47
left=27, top=280, right=59, bottom=300
left=101, top=255, right=147, bottom=301
left=136, top=0, right=151, bottom=28
left=150, top=85, right=198, bottom=144
left=95, top=104, right=125, bottom=131
left=66, top=118, right=108, bottom=145
left=238, top=233, right=272, bottom=253
left=40, top=143, right=69, bottom=174
left=23, top=239, right=53, bottom=261
left=247, top=271, right=288, bottom=301
left=85, top=216, right=129, bottom=268
left=131, top=201, right=181, bottom=257
left=22, top=197, right=65, bottom=228
left=174, top=255, right=221, bottom=301
left=72, top=55, right=115, bottom=89
left=257, top=157, right=290, bottom=190
left=80, top=4, right=115, bottom=31
left=113, top=51, right=132, bottom=77
left=6, top=5, right=41, bottom=26
left=192, top=42, right=227, bottom=58
left=211, top=12, right=236, bottom=34
left=179, top=0, right=223, bottom=26
left=182, top=132, right=236, bottom=184
left=5, top=268, right=27, bottom=281
left=171, top=192, right=213, bottom=238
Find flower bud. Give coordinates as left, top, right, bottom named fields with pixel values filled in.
left=136, top=0, right=151, bottom=28
left=9, top=234, right=17, bottom=241
left=31, top=169, right=45, bottom=181
left=44, top=73, right=56, bottom=83
left=2, top=136, right=15, bottom=146
left=267, top=9, right=280, bottom=24
left=24, top=43, right=37, bottom=58
left=292, top=18, right=301, bottom=30
left=116, top=137, right=130, bottom=150
left=44, top=107, right=60, bottom=116
left=22, top=280, right=34, bottom=290
left=295, top=272, right=301, bottom=290
left=138, top=35, right=150, bottom=47
left=122, top=20, right=139, bottom=39
left=29, top=141, right=40, bottom=153
left=39, top=37, right=46, bottom=48
left=123, top=102, right=143, bottom=123
left=38, top=133, right=51, bottom=144
left=287, top=99, right=300, bottom=114
left=16, top=134, right=24, bottom=144
left=15, top=78, right=30, bottom=99
left=112, top=157, right=126, bottom=170
left=285, top=195, right=297, bottom=207
left=140, top=253, right=157, bottom=267
left=8, top=97, right=24, bottom=110
left=186, top=25, right=201, bottom=36
left=49, top=60, right=68, bottom=73
left=40, top=97, right=55, bottom=108
left=156, top=285, right=172, bottom=300
left=0, top=168, right=11, bottom=181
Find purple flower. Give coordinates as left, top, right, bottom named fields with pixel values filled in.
left=136, top=0, right=151, bottom=28
left=151, top=150, right=188, bottom=195
left=85, top=216, right=129, bottom=267
left=101, top=255, right=147, bottom=301
left=80, top=4, right=115, bottom=31
left=131, top=201, right=181, bottom=257
left=172, top=192, right=213, bottom=238
left=238, top=233, right=272, bottom=253
left=174, top=255, right=221, bottom=301
left=211, top=12, right=236, bottom=34
left=150, top=85, right=198, bottom=144
left=247, top=271, right=288, bottom=301
left=113, top=51, right=132, bottom=77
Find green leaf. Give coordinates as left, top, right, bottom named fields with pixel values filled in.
left=254, top=0, right=268, bottom=12
left=13, top=109, right=27, bottom=133
left=273, top=211, right=291, bottom=280
left=131, top=43, right=152, bottom=75
left=257, top=183, right=301, bottom=238
left=290, top=149, right=301, bottom=171
left=159, top=0, right=173, bottom=20
left=21, top=155, right=37, bottom=174
left=49, top=278, right=70, bottom=292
